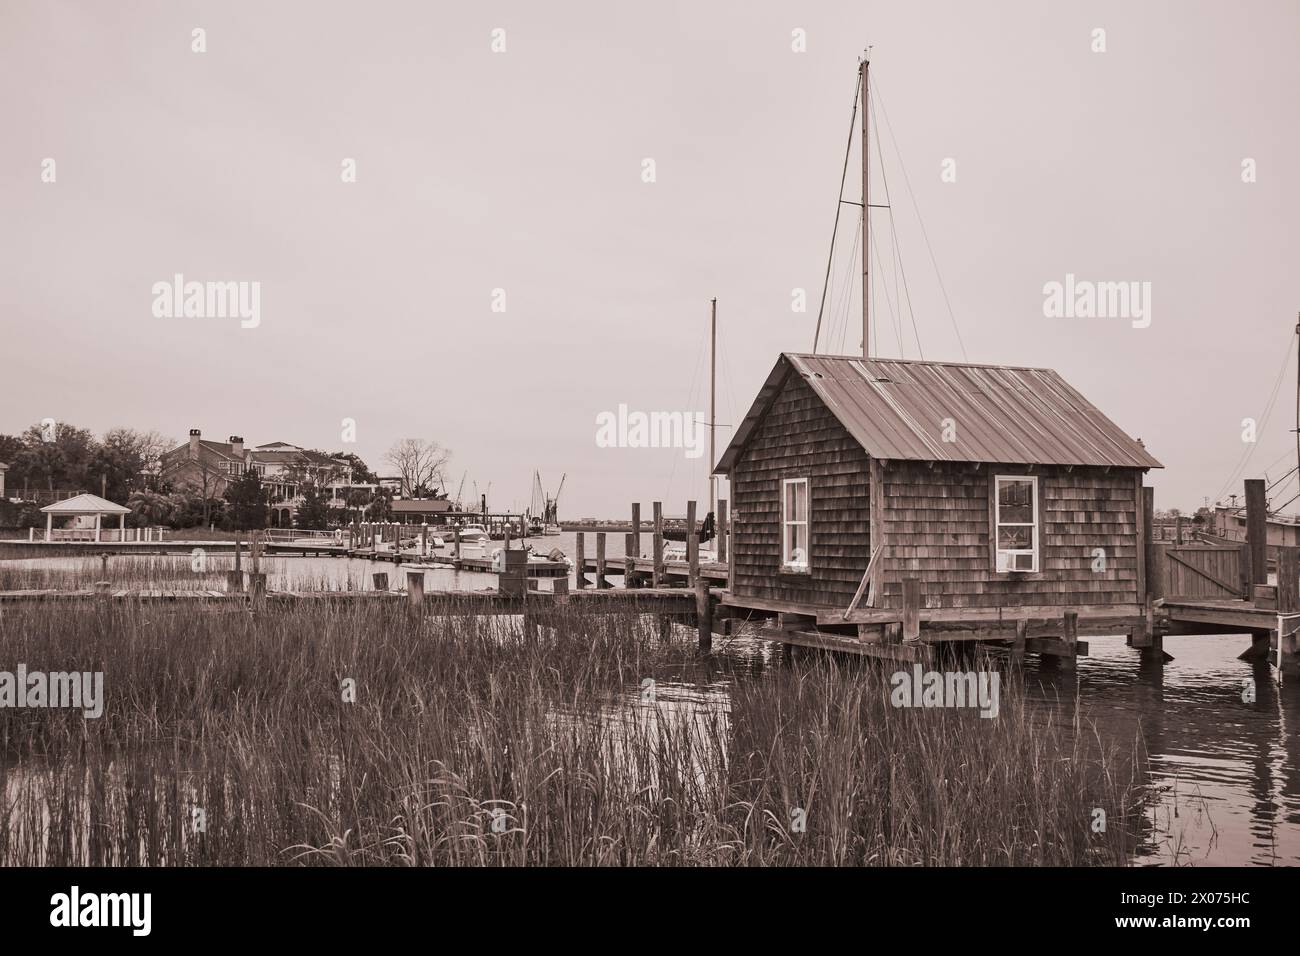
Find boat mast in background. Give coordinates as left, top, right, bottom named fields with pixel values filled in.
left=710, top=296, right=717, bottom=522
left=860, top=50, right=870, bottom=359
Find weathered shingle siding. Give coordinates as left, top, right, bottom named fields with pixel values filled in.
left=877, top=460, right=1140, bottom=609
left=731, top=373, right=871, bottom=608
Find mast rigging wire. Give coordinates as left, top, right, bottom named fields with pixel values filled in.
left=812, top=75, right=862, bottom=353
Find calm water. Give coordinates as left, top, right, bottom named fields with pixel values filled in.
left=7, top=543, right=1300, bottom=866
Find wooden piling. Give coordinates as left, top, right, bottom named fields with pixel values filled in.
left=717, top=498, right=728, bottom=564
left=1279, top=546, right=1299, bottom=613
left=901, top=578, right=921, bottom=643
left=1061, top=610, right=1079, bottom=670
left=1246, top=478, right=1267, bottom=586
left=1141, top=486, right=1162, bottom=601
left=652, top=502, right=664, bottom=587
left=421, top=524, right=429, bottom=557
left=453, top=527, right=461, bottom=561
left=248, top=573, right=266, bottom=610
left=695, top=579, right=712, bottom=651
left=595, top=532, right=607, bottom=589
left=225, top=569, right=244, bottom=592
left=575, top=533, right=586, bottom=589
left=406, top=570, right=425, bottom=610
left=686, top=500, right=699, bottom=585
left=631, top=503, right=642, bottom=558
left=1012, top=619, right=1028, bottom=664
left=373, top=571, right=389, bottom=591
left=625, top=534, right=636, bottom=585
left=553, top=576, right=569, bottom=596
left=1276, top=546, right=1300, bottom=681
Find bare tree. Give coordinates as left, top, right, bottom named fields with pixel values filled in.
left=384, top=439, right=451, bottom=498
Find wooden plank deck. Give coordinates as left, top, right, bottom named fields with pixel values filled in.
left=1159, top=597, right=1277, bottom=633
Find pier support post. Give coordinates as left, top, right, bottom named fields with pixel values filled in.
left=625, top=534, right=636, bottom=587
left=686, top=500, right=699, bottom=586
left=406, top=570, right=425, bottom=611
left=658, top=615, right=672, bottom=643
left=1012, top=619, right=1027, bottom=664
left=1239, top=631, right=1272, bottom=662
left=226, top=570, right=244, bottom=593
left=575, top=533, right=586, bottom=589
left=631, top=503, right=642, bottom=558
left=1276, top=617, right=1300, bottom=682
left=1274, top=546, right=1300, bottom=681
left=1246, top=478, right=1267, bottom=588
left=717, top=498, right=728, bottom=565
left=1059, top=610, right=1078, bottom=670
left=652, top=502, right=664, bottom=587
left=695, top=579, right=712, bottom=652
left=901, top=578, right=921, bottom=644
left=248, top=573, right=266, bottom=610
left=596, top=532, right=607, bottom=589
left=372, top=571, right=389, bottom=591
left=421, top=524, right=429, bottom=557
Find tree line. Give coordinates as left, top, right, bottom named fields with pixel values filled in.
left=1, top=422, right=451, bottom=532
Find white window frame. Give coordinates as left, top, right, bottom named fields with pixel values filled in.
left=781, top=477, right=810, bottom=573
left=994, top=475, right=1039, bottom=573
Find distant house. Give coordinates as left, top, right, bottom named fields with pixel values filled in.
left=159, top=429, right=349, bottom=526
left=714, top=354, right=1161, bottom=628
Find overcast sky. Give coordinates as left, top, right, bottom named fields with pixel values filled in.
left=2, top=0, right=1297, bottom=517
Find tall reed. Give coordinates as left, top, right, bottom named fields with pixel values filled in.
left=0, top=599, right=1146, bottom=865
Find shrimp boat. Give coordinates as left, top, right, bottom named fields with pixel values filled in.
left=527, top=470, right=565, bottom=536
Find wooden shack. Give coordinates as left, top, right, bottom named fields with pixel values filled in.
left=713, top=353, right=1162, bottom=655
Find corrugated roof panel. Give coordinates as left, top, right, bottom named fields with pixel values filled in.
left=715, top=353, right=1161, bottom=472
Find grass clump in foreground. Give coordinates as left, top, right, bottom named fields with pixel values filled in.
left=0, top=600, right=1146, bottom=865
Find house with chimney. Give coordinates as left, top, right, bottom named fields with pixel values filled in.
left=159, top=429, right=352, bottom=526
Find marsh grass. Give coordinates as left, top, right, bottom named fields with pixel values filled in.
left=0, top=555, right=380, bottom=593
left=0, top=600, right=1146, bottom=865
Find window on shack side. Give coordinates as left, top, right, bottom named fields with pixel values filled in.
left=781, top=477, right=810, bottom=572
left=994, top=475, right=1038, bottom=572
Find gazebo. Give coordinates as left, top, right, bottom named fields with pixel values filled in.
left=40, top=494, right=132, bottom=542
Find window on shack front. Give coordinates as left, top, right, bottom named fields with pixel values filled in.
left=994, top=475, right=1038, bottom=572
left=781, top=477, right=810, bottom=572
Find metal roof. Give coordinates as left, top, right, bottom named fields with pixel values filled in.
left=40, top=493, right=132, bottom=515
left=391, top=499, right=454, bottom=513
left=715, top=353, right=1162, bottom=473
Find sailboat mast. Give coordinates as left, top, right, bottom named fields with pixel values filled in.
left=710, top=297, right=717, bottom=519
left=860, top=52, right=870, bottom=359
